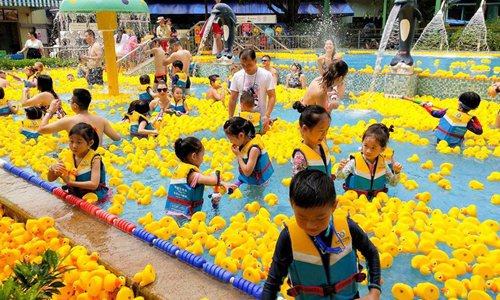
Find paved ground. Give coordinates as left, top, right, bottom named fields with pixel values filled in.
left=0, top=169, right=252, bottom=300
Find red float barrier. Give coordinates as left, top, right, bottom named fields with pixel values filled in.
left=113, top=218, right=136, bottom=234
left=52, top=188, right=69, bottom=200
left=79, top=201, right=100, bottom=216
left=95, top=209, right=118, bottom=225
left=65, top=194, right=84, bottom=206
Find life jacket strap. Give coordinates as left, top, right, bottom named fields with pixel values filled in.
left=343, top=183, right=387, bottom=198
left=287, top=272, right=366, bottom=297
left=167, top=195, right=203, bottom=215
left=435, top=126, right=464, bottom=139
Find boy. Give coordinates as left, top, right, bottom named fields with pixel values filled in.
left=262, top=169, right=381, bottom=300
left=34, top=62, right=45, bottom=77
left=171, top=60, right=188, bottom=97
left=67, top=74, right=75, bottom=82
left=423, top=91, right=482, bottom=147
left=138, top=74, right=156, bottom=103
left=206, top=74, right=225, bottom=102
left=239, top=90, right=263, bottom=134
left=0, top=87, right=18, bottom=116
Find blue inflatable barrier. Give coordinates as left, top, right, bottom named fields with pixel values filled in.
left=132, top=228, right=156, bottom=244
left=232, top=276, right=263, bottom=299
left=9, top=166, right=24, bottom=176
left=177, top=250, right=206, bottom=269
left=40, top=181, right=57, bottom=192
left=2, top=163, right=14, bottom=172
left=18, top=171, right=34, bottom=181
left=152, top=238, right=179, bottom=256
left=29, top=176, right=44, bottom=186
left=202, top=263, right=234, bottom=283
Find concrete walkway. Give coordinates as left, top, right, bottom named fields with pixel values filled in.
left=0, top=169, right=252, bottom=300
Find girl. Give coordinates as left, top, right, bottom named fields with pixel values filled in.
left=21, top=106, right=43, bottom=140
left=166, top=137, right=236, bottom=218
left=301, top=60, right=348, bottom=113
left=0, top=87, right=18, bottom=116
left=224, top=117, right=274, bottom=186
left=170, top=86, right=189, bottom=116
left=21, top=75, right=65, bottom=118
left=291, top=103, right=332, bottom=177
left=138, top=74, right=156, bottom=103
left=336, top=123, right=402, bottom=199
left=285, top=63, right=306, bottom=89
left=47, top=123, right=109, bottom=201
left=129, top=101, right=158, bottom=138
left=317, top=39, right=342, bottom=76
left=24, top=66, right=37, bottom=88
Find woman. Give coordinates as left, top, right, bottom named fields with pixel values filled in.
left=317, top=39, right=342, bottom=76
left=18, top=31, right=44, bottom=59
left=285, top=63, right=307, bottom=89
left=302, top=59, right=348, bottom=113
left=21, top=75, right=61, bottom=116
left=149, top=81, right=174, bottom=115
left=114, top=28, right=129, bottom=58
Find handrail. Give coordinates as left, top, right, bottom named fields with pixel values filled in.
left=235, top=22, right=291, bottom=53
left=117, top=38, right=156, bottom=64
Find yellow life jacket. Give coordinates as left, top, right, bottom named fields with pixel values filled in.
left=293, top=142, right=332, bottom=176
left=239, top=111, right=262, bottom=133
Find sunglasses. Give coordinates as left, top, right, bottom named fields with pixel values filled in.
left=158, top=88, right=168, bottom=92
left=261, top=59, right=269, bottom=62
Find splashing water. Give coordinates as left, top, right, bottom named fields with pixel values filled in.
left=368, top=5, right=401, bottom=93
left=413, top=1, right=448, bottom=51
left=191, top=15, right=216, bottom=77
left=457, top=0, right=489, bottom=52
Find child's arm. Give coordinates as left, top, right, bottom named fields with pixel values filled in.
left=188, top=171, right=236, bottom=191
left=147, top=87, right=157, bottom=99
left=348, top=219, right=382, bottom=299
left=466, top=116, right=483, bottom=135
left=232, top=146, right=260, bottom=177
left=8, top=101, right=18, bottom=114
left=292, top=151, right=308, bottom=176
left=335, top=158, right=355, bottom=180
left=386, top=162, right=402, bottom=187
left=422, top=103, right=446, bottom=118
left=261, top=227, right=293, bottom=300
left=182, top=101, right=189, bottom=115
left=61, top=156, right=102, bottom=191
left=47, top=161, right=66, bottom=182
left=138, top=120, right=158, bottom=136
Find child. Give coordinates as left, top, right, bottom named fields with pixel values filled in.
left=171, top=60, right=188, bottom=96
left=224, top=117, right=274, bottom=186
left=67, top=73, right=75, bottom=82
left=291, top=103, right=332, bottom=177
left=239, top=90, right=263, bottom=134
left=77, top=56, right=88, bottom=79
left=21, top=106, right=43, bottom=140
left=423, top=91, right=482, bottom=147
left=336, top=123, right=402, bottom=199
left=166, top=137, right=236, bottom=218
left=0, top=87, right=18, bottom=116
left=47, top=123, right=109, bottom=201
left=170, top=86, right=189, bottom=116
left=138, top=74, right=156, bottom=103
left=33, top=62, right=45, bottom=77
left=129, top=101, right=158, bottom=138
left=122, top=100, right=140, bottom=123
left=261, top=169, right=381, bottom=300
left=24, top=67, right=37, bottom=88
left=206, top=74, right=225, bottom=102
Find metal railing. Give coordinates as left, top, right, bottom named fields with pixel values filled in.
left=45, top=46, right=88, bottom=60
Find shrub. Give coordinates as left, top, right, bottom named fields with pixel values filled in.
left=0, top=58, right=77, bottom=70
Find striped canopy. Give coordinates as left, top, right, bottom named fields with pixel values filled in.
left=0, top=0, right=61, bottom=8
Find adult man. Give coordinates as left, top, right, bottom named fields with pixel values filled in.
left=163, top=38, right=192, bottom=94
left=261, top=55, right=278, bottom=85
left=38, top=88, right=120, bottom=144
left=156, top=17, right=171, bottom=51
left=82, top=30, right=104, bottom=86
left=145, top=39, right=166, bottom=91
left=229, top=49, right=276, bottom=133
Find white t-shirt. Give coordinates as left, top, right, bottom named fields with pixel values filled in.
left=25, top=39, right=43, bottom=49
left=230, top=67, right=275, bottom=115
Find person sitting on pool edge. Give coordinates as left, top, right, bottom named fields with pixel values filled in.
left=261, top=169, right=381, bottom=300
left=206, top=74, right=225, bottom=102
left=423, top=91, right=483, bottom=147
left=38, top=88, right=121, bottom=145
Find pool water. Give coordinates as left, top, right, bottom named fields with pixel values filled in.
left=4, top=81, right=498, bottom=298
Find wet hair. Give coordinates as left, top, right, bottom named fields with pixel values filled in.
left=223, top=117, right=256, bottom=138
left=290, top=169, right=336, bottom=209
left=171, top=85, right=183, bottom=96
left=0, top=87, right=4, bottom=99
left=69, top=122, right=99, bottom=151
left=291, top=63, right=302, bottom=73
left=325, top=39, right=337, bottom=60
left=37, top=75, right=59, bottom=100
left=458, top=92, right=481, bottom=112
left=293, top=103, right=331, bottom=128
left=139, top=74, right=151, bottom=85
left=172, top=60, right=183, bottom=70
left=34, top=62, right=44, bottom=71
left=125, top=100, right=140, bottom=116
left=321, top=59, right=348, bottom=88
left=174, top=137, right=203, bottom=163
left=25, top=106, right=43, bottom=120
left=72, top=88, right=91, bottom=110
left=85, top=29, right=95, bottom=39
left=208, top=74, right=220, bottom=84
left=240, top=90, right=255, bottom=108
left=261, top=55, right=271, bottom=61
left=134, top=100, right=150, bottom=115
left=239, top=49, right=256, bottom=61
left=362, top=123, right=394, bottom=148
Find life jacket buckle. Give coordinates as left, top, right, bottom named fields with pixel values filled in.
left=322, top=284, right=337, bottom=295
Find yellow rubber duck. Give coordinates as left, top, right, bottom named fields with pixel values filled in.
left=415, top=192, right=432, bottom=203
left=208, top=216, right=227, bottom=231
left=108, top=204, right=123, bottom=216
left=391, top=283, right=414, bottom=300
left=437, top=178, right=452, bottom=190
left=281, top=177, right=291, bottom=187
left=263, top=193, right=278, bottom=206
left=421, top=160, right=434, bottom=170
left=379, top=252, right=393, bottom=268
left=153, top=185, right=167, bottom=197
left=467, top=290, right=491, bottom=300
left=407, top=154, right=420, bottom=162
left=404, top=179, right=419, bottom=190
left=441, top=278, right=467, bottom=299
left=116, top=286, right=134, bottom=300
left=428, top=173, right=442, bottom=182
left=109, top=177, right=123, bottom=187
left=133, top=264, right=155, bottom=287
left=242, top=267, right=262, bottom=284
left=137, top=212, right=154, bottom=226
left=468, top=180, right=484, bottom=190
left=413, top=282, right=440, bottom=300
left=244, top=201, right=261, bottom=213
left=82, top=193, right=98, bottom=204
left=487, top=171, right=500, bottom=181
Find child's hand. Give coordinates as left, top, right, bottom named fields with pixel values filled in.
left=221, top=182, right=238, bottom=193
left=230, top=145, right=241, bottom=156
left=175, top=111, right=182, bottom=116
left=393, top=162, right=403, bottom=173
left=422, top=102, right=433, bottom=108
left=60, top=173, right=71, bottom=184
left=337, top=159, right=348, bottom=172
